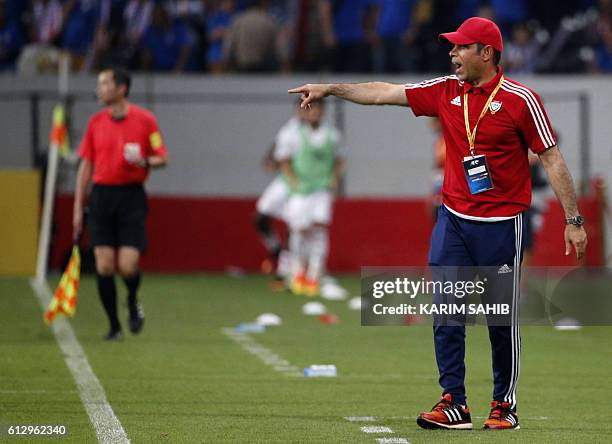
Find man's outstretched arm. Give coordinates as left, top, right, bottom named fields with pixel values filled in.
left=288, top=82, right=408, bottom=108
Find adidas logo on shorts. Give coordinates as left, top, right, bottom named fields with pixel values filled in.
left=450, top=96, right=461, bottom=106
left=498, top=264, right=513, bottom=274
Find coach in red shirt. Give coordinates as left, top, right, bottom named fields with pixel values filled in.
left=289, top=17, right=587, bottom=431
left=73, top=67, right=168, bottom=341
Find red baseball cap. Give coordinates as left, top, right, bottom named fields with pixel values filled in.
left=439, top=17, right=503, bottom=52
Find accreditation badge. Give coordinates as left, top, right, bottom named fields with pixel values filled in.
left=463, top=154, right=494, bottom=194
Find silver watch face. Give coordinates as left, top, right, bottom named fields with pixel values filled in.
left=568, top=215, right=584, bottom=225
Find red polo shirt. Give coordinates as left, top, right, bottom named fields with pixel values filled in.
left=78, top=104, right=167, bottom=185
left=405, top=68, right=556, bottom=220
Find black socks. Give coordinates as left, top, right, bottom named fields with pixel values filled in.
left=96, top=274, right=119, bottom=332
left=123, top=272, right=141, bottom=308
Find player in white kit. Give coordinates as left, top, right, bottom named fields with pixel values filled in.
left=276, top=99, right=344, bottom=296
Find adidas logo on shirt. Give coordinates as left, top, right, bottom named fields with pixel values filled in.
left=498, top=264, right=513, bottom=274
left=450, top=96, right=461, bottom=106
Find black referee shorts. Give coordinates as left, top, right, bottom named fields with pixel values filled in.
left=88, top=184, right=148, bottom=252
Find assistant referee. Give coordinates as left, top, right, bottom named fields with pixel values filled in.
left=73, top=67, right=168, bottom=341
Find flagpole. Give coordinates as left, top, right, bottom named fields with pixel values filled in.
left=35, top=54, right=70, bottom=283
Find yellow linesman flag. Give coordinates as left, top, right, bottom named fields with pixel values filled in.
left=50, top=104, right=70, bottom=157
left=44, top=246, right=80, bottom=324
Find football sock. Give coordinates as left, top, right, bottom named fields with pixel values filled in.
left=255, top=212, right=281, bottom=257
left=97, top=274, right=120, bottom=332
left=123, top=272, right=141, bottom=308
left=289, top=229, right=307, bottom=277
left=307, top=226, right=328, bottom=282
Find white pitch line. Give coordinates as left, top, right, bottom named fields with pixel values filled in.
left=30, top=278, right=130, bottom=444
left=222, top=328, right=302, bottom=377
left=343, top=416, right=410, bottom=443
left=360, top=426, right=394, bottom=434
left=344, top=416, right=376, bottom=422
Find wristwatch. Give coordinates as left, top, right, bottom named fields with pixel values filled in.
left=565, top=215, right=584, bottom=226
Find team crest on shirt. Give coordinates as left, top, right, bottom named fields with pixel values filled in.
left=489, top=101, right=503, bottom=114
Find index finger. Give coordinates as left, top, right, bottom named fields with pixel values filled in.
left=288, top=86, right=306, bottom=94
left=577, top=243, right=586, bottom=260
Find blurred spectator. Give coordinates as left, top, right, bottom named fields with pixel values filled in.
left=165, top=0, right=205, bottom=21
left=319, top=0, right=375, bottom=72
left=268, top=0, right=299, bottom=72
left=91, top=0, right=154, bottom=70
left=141, top=2, right=194, bottom=71
left=370, top=0, right=418, bottom=73
left=207, top=0, right=235, bottom=73
left=124, top=0, right=153, bottom=47
left=428, top=117, right=445, bottom=221
left=412, top=0, right=458, bottom=73
left=223, top=0, right=280, bottom=72
left=167, top=0, right=207, bottom=70
left=593, top=0, right=612, bottom=41
left=0, top=0, right=609, bottom=75
left=490, top=0, right=528, bottom=33
left=61, top=0, right=102, bottom=71
left=594, top=29, right=612, bottom=71
left=28, top=0, right=64, bottom=45
left=87, top=0, right=127, bottom=71
left=17, top=0, right=63, bottom=74
left=291, top=0, right=326, bottom=71
left=503, top=22, right=541, bottom=73
left=0, top=0, right=24, bottom=71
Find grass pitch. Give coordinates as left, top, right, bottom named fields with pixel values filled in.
left=1, top=274, right=611, bottom=443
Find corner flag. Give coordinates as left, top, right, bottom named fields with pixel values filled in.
left=44, top=245, right=80, bottom=324
left=50, top=104, right=70, bottom=157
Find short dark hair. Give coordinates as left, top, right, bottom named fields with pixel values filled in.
left=105, top=67, right=131, bottom=97
left=476, top=43, right=501, bottom=66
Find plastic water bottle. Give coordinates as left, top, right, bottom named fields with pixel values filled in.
left=303, top=365, right=337, bottom=377
left=234, top=323, right=265, bottom=333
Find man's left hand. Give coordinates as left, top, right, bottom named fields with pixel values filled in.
left=565, top=225, right=587, bottom=260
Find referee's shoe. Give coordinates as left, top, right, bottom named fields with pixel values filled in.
left=483, top=400, right=520, bottom=430
left=128, top=303, right=145, bottom=334
left=416, top=393, right=473, bottom=430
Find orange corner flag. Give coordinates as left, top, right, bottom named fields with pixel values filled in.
left=50, top=104, right=70, bottom=157
left=44, top=246, right=81, bottom=324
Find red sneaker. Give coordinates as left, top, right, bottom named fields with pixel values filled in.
left=417, top=393, right=473, bottom=430
left=483, top=400, right=520, bottom=430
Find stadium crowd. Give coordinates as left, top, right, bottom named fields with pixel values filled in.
left=2, top=0, right=612, bottom=74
